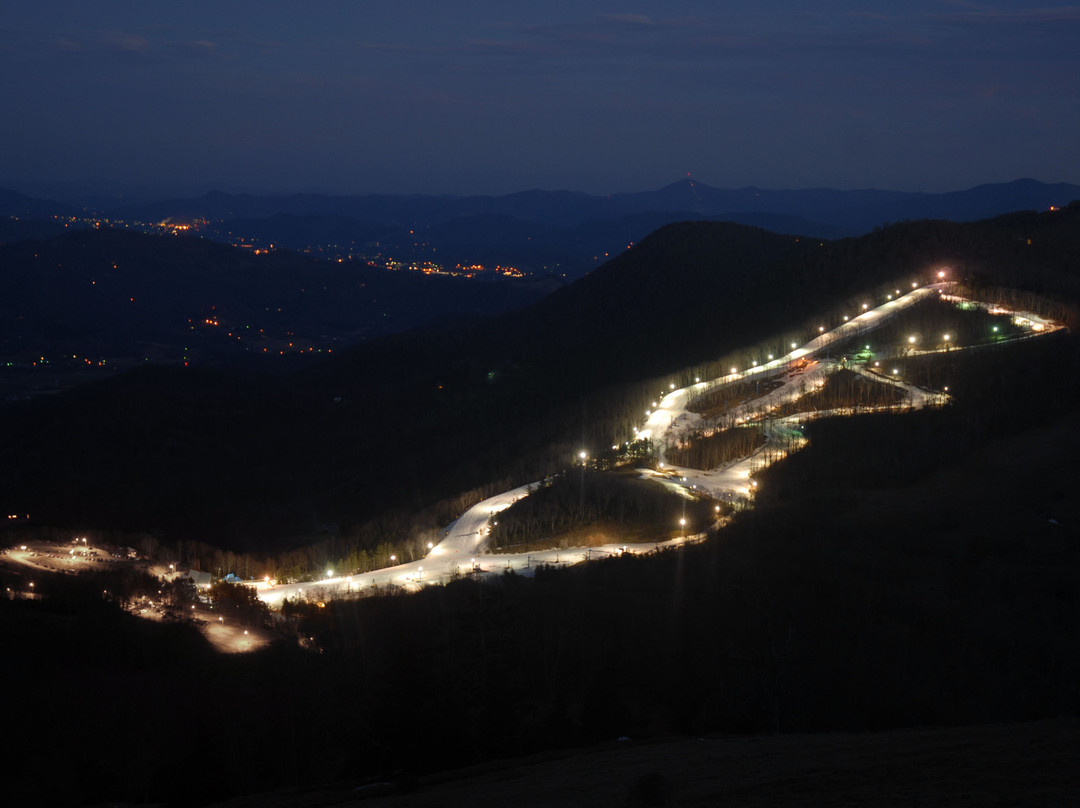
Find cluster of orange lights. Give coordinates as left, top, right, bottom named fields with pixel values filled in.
left=190, top=314, right=335, bottom=357
left=261, top=346, right=329, bottom=355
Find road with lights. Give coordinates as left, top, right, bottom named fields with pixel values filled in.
left=257, top=280, right=1063, bottom=604
left=256, top=482, right=703, bottom=604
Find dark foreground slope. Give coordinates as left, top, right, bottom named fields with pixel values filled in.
left=208, top=720, right=1080, bottom=807
left=2, top=204, right=1079, bottom=552
left=3, top=405, right=1078, bottom=806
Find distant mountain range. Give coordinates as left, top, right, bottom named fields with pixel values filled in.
left=3, top=178, right=1078, bottom=280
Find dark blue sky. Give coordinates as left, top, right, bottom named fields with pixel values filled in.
left=2, top=1, right=1077, bottom=195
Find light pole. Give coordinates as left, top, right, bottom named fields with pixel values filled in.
left=579, top=450, right=587, bottom=513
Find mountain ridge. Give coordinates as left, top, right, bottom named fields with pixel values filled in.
left=3, top=203, right=1079, bottom=547
left=4, top=177, right=1076, bottom=234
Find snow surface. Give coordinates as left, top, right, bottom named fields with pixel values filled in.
left=257, top=282, right=1061, bottom=605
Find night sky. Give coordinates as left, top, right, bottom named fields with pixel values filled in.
left=2, top=1, right=1078, bottom=196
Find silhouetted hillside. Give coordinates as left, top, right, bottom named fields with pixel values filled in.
left=2, top=204, right=1079, bottom=549
left=4, top=203, right=1080, bottom=807
left=10, top=178, right=1074, bottom=284
left=4, top=408, right=1078, bottom=804
left=0, top=187, right=79, bottom=219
